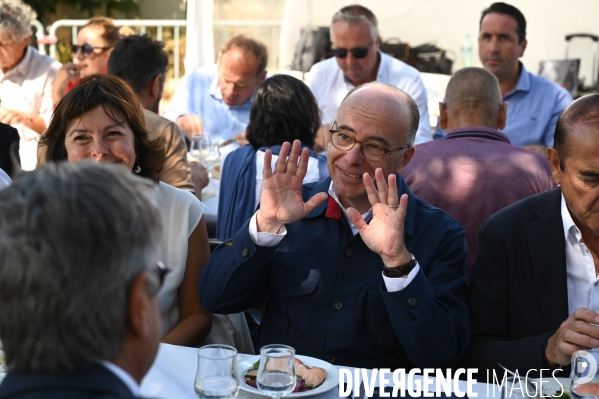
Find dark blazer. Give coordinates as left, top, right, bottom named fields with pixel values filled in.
left=464, top=187, right=569, bottom=380
left=201, top=175, right=469, bottom=370
left=0, top=364, right=138, bottom=399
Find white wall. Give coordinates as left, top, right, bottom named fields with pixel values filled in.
left=305, top=0, right=599, bottom=81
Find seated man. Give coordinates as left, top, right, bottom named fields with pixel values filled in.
left=0, top=162, right=163, bottom=398
left=200, top=82, right=469, bottom=370
left=402, top=67, right=555, bottom=274
left=306, top=5, right=431, bottom=148
left=0, top=0, right=61, bottom=170
left=163, top=34, right=267, bottom=150
left=464, top=94, right=599, bottom=379
left=435, top=2, right=572, bottom=153
left=107, top=34, right=196, bottom=192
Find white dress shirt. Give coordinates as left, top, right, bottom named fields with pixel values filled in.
left=305, top=51, right=432, bottom=144
left=100, top=360, right=141, bottom=397
left=0, top=46, right=61, bottom=170
left=562, top=194, right=599, bottom=314
left=248, top=181, right=420, bottom=292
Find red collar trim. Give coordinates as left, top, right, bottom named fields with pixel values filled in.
left=325, top=195, right=341, bottom=220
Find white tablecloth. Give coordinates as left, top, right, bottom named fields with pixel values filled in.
left=140, top=344, right=526, bottom=399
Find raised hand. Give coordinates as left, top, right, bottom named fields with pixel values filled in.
left=256, top=140, right=328, bottom=233
left=346, top=168, right=412, bottom=268
left=545, top=307, right=599, bottom=367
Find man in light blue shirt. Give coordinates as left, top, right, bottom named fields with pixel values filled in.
left=435, top=2, right=572, bottom=152
left=163, top=34, right=267, bottom=147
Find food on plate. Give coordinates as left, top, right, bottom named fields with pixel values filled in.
left=243, top=358, right=327, bottom=393
left=212, top=164, right=220, bottom=179
left=551, top=386, right=571, bottom=399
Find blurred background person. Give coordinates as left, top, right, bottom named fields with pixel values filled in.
left=0, top=0, right=60, bottom=170
left=217, top=74, right=327, bottom=241
left=0, top=122, right=20, bottom=178
left=107, top=34, right=198, bottom=193
left=0, top=161, right=163, bottom=397
left=163, top=34, right=267, bottom=153
left=52, top=17, right=120, bottom=105
left=41, top=74, right=212, bottom=347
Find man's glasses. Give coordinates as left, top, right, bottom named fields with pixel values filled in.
left=329, top=121, right=410, bottom=162
left=71, top=43, right=112, bottom=59
left=331, top=43, right=372, bottom=59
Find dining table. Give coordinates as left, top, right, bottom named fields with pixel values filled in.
left=140, top=343, right=550, bottom=399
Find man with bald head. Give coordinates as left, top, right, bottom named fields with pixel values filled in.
left=163, top=34, right=267, bottom=150
left=402, top=67, right=555, bottom=273
left=200, top=82, right=469, bottom=369
left=464, top=94, right=599, bottom=379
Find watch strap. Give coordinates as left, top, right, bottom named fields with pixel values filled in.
left=383, top=254, right=417, bottom=278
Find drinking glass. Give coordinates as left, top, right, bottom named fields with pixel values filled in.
left=194, top=344, right=238, bottom=399
left=190, top=133, right=208, bottom=162
left=256, top=344, right=296, bottom=399
left=0, top=340, right=6, bottom=383
left=571, top=349, right=599, bottom=399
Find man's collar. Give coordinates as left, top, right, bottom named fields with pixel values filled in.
left=209, top=72, right=223, bottom=100
left=445, top=126, right=511, bottom=143
left=561, top=192, right=583, bottom=246
left=504, top=61, right=531, bottom=97
left=100, top=360, right=141, bottom=397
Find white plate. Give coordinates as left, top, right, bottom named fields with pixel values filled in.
left=238, top=354, right=340, bottom=397
left=535, top=377, right=570, bottom=396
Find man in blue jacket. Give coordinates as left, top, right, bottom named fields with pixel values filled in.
left=200, top=82, right=469, bottom=369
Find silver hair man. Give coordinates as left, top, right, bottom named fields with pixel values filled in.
left=330, top=4, right=379, bottom=41
left=0, top=161, right=163, bottom=376
left=0, top=0, right=35, bottom=42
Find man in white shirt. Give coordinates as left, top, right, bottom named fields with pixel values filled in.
left=0, top=0, right=61, bottom=170
left=465, top=94, right=599, bottom=379
left=0, top=162, right=163, bottom=398
left=306, top=5, right=432, bottom=149
left=200, top=82, right=468, bottom=370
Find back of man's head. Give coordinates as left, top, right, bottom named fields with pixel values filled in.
left=443, top=67, right=503, bottom=129
left=220, top=34, right=268, bottom=77
left=0, top=161, right=162, bottom=373
left=331, top=4, right=379, bottom=41
left=480, top=2, right=526, bottom=43
left=554, top=93, right=599, bottom=168
left=108, top=34, right=168, bottom=96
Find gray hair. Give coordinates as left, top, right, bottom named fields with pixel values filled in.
left=331, top=4, right=379, bottom=42
left=341, top=82, right=420, bottom=145
left=444, top=67, right=503, bottom=124
left=0, top=0, right=36, bottom=42
left=0, top=161, right=163, bottom=373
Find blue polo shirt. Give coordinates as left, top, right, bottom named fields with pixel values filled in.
left=435, top=63, right=572, bottom=146
left=162, top=64, right=252, bottom=145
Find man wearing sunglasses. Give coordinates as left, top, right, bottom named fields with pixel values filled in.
left=0, top=0, right=61, bottom=170
left=306, top=5, right=432, bottom=150
left=201, top=82, right=468, bottom=370
left=0, top=162, right=164, bottom=398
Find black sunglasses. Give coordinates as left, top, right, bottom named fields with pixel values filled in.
left=71, top=43, right=112, bottom=58
left=331, top=45, right=372, bottom=59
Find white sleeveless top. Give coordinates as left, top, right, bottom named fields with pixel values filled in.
left=153, top=182, right=204, bottom=335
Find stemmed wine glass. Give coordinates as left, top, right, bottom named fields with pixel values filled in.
left=256, top=344, right=296, bottom=399
left=194, top=344, right=239, bottom=399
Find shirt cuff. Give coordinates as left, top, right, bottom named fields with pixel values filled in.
left=248, top=212, right=287, bottom=247
left=382, top=264, right=420, bottom=292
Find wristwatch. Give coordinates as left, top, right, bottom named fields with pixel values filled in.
left=383, top=253, right=417, bottom=278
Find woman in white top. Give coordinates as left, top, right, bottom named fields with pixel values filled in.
left=40, top=74, right=212, bottom=346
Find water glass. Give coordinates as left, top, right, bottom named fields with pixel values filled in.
left=256, top=344, right=296, bottom=399
left=194, top=344, right=238, bottom=399
left=0, top=340, right=6, bottom=383
left=571, top=349, right=599, bottom=399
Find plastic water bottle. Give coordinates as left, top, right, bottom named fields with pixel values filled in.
left=461, top=34, right=473, bottom=67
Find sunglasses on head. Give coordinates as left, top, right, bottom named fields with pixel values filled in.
left=71, top=43, right=111, bottom=58
left=331, top=44, right=372, bottom=59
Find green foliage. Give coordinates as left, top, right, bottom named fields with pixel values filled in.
left=27, top=0, right=139, bottom=21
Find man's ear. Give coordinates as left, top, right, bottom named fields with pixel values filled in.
left=127, top=271, right=151, bottom=339
left=547, top=147, right=562, bottom=186
left=519, top=39, right=528, bottom=57
left=259, top=70, right=267, bottom=82
left=439, top=102, right=448, bottom=130
left=497, top=102, right=508, bottom=130
left=149, top=75, right=163, bottom=101
left=397, top=145, right=416, bottom=174
left=375, top=35, right=381, bottom=49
